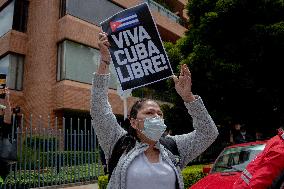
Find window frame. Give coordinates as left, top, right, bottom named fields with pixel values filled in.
left=59, top=0, right=124, bottom=26
left=0, top=53, right=25, bottom=91
left=0, top=0, right=29, bottom=37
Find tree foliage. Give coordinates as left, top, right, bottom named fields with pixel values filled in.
left=165, top=0, right=284, bottom=136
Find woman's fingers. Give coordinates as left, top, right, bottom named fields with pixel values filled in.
left=99, top=33, right=108, bottom=41
left=172, top=75, right=187, bottom=84
left=179, top=65, right=184, bottom=77
left=102, top=40, right=110, bottom=47
left=185, top=75, right=192, bottom=86
left=99, top=36, right=108, bottom=42
left=98, top=33, right=104, bottom=39
left=172, top=75, right=178, bottom=85
left=182, top=64, right=191, bottom=77
left=98, top=32, right=111, bottom=49
left=99, top=32, right=107, bottom=37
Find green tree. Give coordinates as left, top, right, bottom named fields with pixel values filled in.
left=165, top=0, right=284, bottom=136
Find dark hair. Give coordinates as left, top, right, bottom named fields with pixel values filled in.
left=129, top=99, right=154, bottom=119
left=127, top=99, right=155, bottom=141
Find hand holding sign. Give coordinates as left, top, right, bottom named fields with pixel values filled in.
left=173, top=64, right=196, bottom=103
left=98, top=32, right=111, bottom=64
left=97, top=32, right=111, bottom=75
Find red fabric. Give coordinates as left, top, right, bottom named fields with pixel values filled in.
left=233, top=134, right=284, bottom=189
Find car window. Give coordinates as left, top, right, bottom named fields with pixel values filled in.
left=211, top=144, right=266, bottom=173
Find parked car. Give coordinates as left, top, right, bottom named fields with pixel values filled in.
left=189, top=140, right=267, bottom=189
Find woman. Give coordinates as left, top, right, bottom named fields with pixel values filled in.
left=91, top=32, right=219, bottom=189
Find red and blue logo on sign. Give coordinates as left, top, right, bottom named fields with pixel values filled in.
left=110, top=14, right=140, bottom=32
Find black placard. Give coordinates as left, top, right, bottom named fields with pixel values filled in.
left=100, top=3, right=173, bottom=91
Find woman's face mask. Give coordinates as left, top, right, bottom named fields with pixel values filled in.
left=141, top=116, right=167, bottom=141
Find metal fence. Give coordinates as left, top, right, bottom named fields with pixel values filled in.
left=0, top=115, right=104, bottom=189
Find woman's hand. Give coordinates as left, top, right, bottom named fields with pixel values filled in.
left=173, top=64, right=196, bottom=103
left=97, top=31, right=111, bottom=74
left=98, top=32, right=111, bottom=63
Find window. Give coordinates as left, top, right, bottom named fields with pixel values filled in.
left=0, top=53, right=24, bottom=90
left=0, top=0, right=29, bottom=37
left=0, top=0, right=14, bottom=37
left=12, top=0, right=29, bottom=32
left=57, top=40, right=118, bottom=89
left=60, top=0, right=123, bottom=26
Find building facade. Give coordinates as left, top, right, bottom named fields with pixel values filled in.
left=0, top=0, right=187, bottom=129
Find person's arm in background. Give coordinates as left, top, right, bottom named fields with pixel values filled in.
left=0, top=89, right=6, bottom=133
left=0, top=87, right=12, bottom=124
left=4, top=88, right=12, bottom=124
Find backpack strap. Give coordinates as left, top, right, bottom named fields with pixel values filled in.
left=107, top=134, right=135, bottom=179
left=159, top=137, right=179, bottom=156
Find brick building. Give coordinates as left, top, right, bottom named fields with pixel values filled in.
left=0, top=0, right=187, bottom=129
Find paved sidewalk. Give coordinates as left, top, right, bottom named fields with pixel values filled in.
left=35, top=183, right=99, bottom=189
left=61, top=183, right=99, bottom=189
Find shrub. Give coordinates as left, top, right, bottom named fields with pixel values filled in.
left=97, top=165, right=206, bottom=189
left=182, top=165, right=206, bottom=188
left=98, top=175, right=108, bottom=189
left=3, top=163, right=104, bottom=187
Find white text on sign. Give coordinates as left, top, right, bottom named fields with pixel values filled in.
left=111, top=26, right=169, bottom=83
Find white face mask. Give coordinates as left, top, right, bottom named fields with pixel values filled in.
left=141, top=116, right=167, bottom=141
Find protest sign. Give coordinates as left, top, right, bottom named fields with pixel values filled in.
left=100, top=2, right=173, bottom=91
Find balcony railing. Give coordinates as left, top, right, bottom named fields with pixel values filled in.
left=143, top=0, right=181, bottom=24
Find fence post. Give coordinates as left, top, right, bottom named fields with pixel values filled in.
left=47, top=115, right=50, bottom=186
left=55, top=117, right=58, bottom=185
left=84, top=119, right=87, bottom=180
left=73, top=127, right=77, bottom=183
left=18, top=115, right=24, bottom=186
left=28, top=114, right=32, bottom=188
left=37, top=116, right=42, bottom=187
left=87, top=130, right=90, bottom=181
